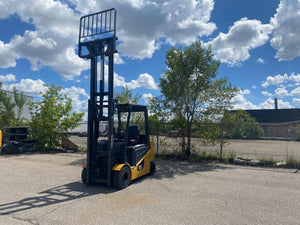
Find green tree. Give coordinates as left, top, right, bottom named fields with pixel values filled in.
left=115, top=85, right=143, bottom=125
left=0, top=82, right=16, bottom=128
left=115, top=85, right=141, bottom=104
left=150, top=40, right=238, bottom=157
left=222, top=110, right=264, bottom=139
left=29, top=83, right=84, bottom=150
left=13, top=87, right=26, bottom=124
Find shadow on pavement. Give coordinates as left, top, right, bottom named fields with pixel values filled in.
left=152, top=158, right=234, bottom=180
left=0, top=181, right=114, bottom=215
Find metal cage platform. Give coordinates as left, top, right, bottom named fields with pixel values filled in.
left=78, top=8, right=116, bottom=58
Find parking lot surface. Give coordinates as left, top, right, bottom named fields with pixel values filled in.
left=0, top=153, right=299, bottom=225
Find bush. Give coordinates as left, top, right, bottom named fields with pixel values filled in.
left=29, top=84, right=84, bottom=151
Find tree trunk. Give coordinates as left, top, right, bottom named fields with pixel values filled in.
left=186, top=123, right=192, bottom=158
left=181, top=132, right=186, bottom=155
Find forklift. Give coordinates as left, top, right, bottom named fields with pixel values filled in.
left=78, top=8, right=155, bottom=189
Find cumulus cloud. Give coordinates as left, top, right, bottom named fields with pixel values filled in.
left=240, top=89, right=250, bottom=95
left=270, top=0, right=300, bottom=60
left=293, top=98, right=300, bottom=106
left=291, top=87, right=300, bottom=96
left=70, top=0, right=216, bottom=59
left=100, top=64, right=157, bottom=90
left=274, top=87, right=289, bottom=98
left=258, top=97, right=292, bottom=109
left=60, top=86, right=89, bottom=113
left=0, top=41, right=19, bottom=68
left=2, top=79, right=47, bottom=96
left=257, top=58, right=265, bottom=64
left=126, top=73, right=158, bottom=90
left=0, top=0, right=217, bottom=78
left=289, top=73, right=300, bottom=84
left=210, top=18, right=273, bottom=66
left=0, top=74, right=16, bottom=82
left=142, top=93, right=154, bottom=104
left=261, top=91, right=273, bottom=97
left=0, top=0, right=88, bottom=80
left=261, top=73, right=289, bottom=87
left=231, top=90, right=257, bottom=110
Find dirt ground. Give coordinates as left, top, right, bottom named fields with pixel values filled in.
left=69, top=135, right=300, bottom=161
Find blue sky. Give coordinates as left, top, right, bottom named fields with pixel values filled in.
left=1, top=0, right=300, bottom=119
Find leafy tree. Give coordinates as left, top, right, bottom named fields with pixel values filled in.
left=0, top=82, right=16, bottom=128
left=13, top=87, right=26, bottom=124
left=222, top=109, right=264, bottom=139
left=150, top=40, right=238, bottom=157
left=115, top=85, right=141, bottom=104
left=29, top=83, right=84, bottom=150
left=115, top=85, right=143, bottom=125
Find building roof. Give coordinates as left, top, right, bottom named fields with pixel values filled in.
left=245, top=108, right=300, bottom=123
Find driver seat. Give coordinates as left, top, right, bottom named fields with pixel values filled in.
left=127, top=126, right=139, bottom=146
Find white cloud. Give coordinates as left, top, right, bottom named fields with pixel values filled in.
left=270, top=0, right=300, bottom=60
left=274, top=87, right=289, bottom=98
left=126, top=73, right=158, bottom=90
left=70, top=0, right=216, bottom=59
left=0, top=41, right=19, bottom=68
left=0, top=0, right=89, bottom=80
left=115, top=53, right=124, bottom=65
left=3, top=79, right=47, bottom=96
left=210, top=17, right=273, bottom=66
left=142, top=93, right=154, bottom=104
left=231, top=91, right=257, bottom=110
left=0, top=74, right=16, bottom=82
left=261, top=73, right=289, bottom=87
left=257, top=58, right=264, bottom=64
left=0, top=0, right=217, bottom=78
left=258, top=97, right=292, bottom=109
left=261, top=91, right=273, bottom=97
left=101, top=64, right=157, bottom=90
left=293, top=98, right=300, bottom=106
left=240, top=89, right=250, bottom=95
left=291, top=87, right=300, bottom=96
left=289, top=73, right=300, bottom=83
left=61, top=86, right=89, bottom=114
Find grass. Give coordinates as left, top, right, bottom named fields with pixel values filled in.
left=156, top=149, right=300, bottom=169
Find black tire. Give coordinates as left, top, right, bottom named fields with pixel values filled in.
left=149, top=161, right=156, bottom=176
left=113, top=166, right=131, bottom=189
left=81, top=168, right=87, bottom=184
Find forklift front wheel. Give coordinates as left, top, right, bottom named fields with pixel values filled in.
left=149, top=161, right=156, bottom=176
left=113, top=166, right=131, bottom=189
left=81, top=168, right=87, bottom=184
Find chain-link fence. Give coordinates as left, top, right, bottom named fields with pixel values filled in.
left=150, top=122, right=300, bottom=162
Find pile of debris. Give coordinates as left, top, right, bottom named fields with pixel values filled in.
left=1, top=126, right=36, bottom=154
left=233, top=156, right=264, bottom=166
left=233, top=156, right=288, bottom=167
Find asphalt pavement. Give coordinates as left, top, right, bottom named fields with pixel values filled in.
left=0, top=153, right=299, bottom=225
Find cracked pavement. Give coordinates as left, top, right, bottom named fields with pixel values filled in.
left=0, top=153, right=299, bottom=225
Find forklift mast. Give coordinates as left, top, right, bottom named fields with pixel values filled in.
left=78, top=9, right=117, bottom=185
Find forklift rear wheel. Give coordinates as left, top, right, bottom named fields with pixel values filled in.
left=149, top=161, right=156, bottom=176
left=113, top=166, right=131, bottom=189
left=81, top=168, right=87, bottom=184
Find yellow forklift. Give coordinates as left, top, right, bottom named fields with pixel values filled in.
left=78, top=9, right=155, bottom=189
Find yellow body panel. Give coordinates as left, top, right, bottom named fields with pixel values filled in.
left=112, top=141, right=155, bottom=181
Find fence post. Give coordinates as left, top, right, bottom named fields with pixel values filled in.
left=156, top=123, right=159, bottom=155
left=220, top=126, right=224, bottom=161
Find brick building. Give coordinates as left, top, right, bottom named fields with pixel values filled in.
left=244, top=99, right=300, bottom=139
